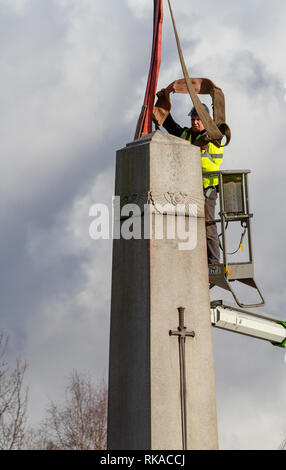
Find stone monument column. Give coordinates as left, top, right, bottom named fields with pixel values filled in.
left=107, top=130, right=218, bottom=450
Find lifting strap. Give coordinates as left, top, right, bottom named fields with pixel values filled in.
left=134, top=0, right=163, bottom=140
left=153, top=0, right=231, bottom=148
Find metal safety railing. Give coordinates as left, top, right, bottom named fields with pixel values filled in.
left=203, top=170, right=265, bottom=309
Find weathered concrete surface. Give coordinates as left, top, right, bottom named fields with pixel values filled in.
left=108, top=131, right=218, bottom=450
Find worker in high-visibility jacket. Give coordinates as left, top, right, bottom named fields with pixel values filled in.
left=162, top=102, right=223, bottom=266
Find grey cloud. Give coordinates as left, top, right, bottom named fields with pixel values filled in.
left=0, top=0, right=286, bottom=449
left=225, top=50, right=282, bottom=96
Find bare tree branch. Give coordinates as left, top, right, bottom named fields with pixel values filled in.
left=26, top=371, right=107, bottom=450
left=0, top=331, right=28, bottom=450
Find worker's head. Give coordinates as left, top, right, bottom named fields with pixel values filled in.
left=188, top=104, right=209, bottom=133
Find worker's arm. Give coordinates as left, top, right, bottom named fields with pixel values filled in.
left=162, top=113, right=187, bottom=138
left=153, top=86, right=185, bottom=137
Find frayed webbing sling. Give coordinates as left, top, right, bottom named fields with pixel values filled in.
left=153, top=0, right=231, bottom=148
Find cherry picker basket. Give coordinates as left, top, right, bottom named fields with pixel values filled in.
left=204, top=170, right=265, bottom=309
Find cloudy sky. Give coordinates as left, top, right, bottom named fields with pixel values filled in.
left=1, top=0, right=286, bottom=450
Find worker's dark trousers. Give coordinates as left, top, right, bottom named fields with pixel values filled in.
left=205, top=188, right=220, bottom=265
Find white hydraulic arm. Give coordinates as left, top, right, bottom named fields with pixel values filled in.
left=210, top=301, right=286, bottom=348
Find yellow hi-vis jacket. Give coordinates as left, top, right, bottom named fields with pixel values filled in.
left=181, top=129, right=223, bottom=189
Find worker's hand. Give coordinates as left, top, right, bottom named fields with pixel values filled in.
left=156, top=84, right=175, bottom=98
left=153, top=87, right=172, bottom=126
left=156, top=88, right=168, bottom=98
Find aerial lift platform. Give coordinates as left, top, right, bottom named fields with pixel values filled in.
left=204, top=170, right=286, bottom=347
left=205, top=169, right=265, bottom=309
